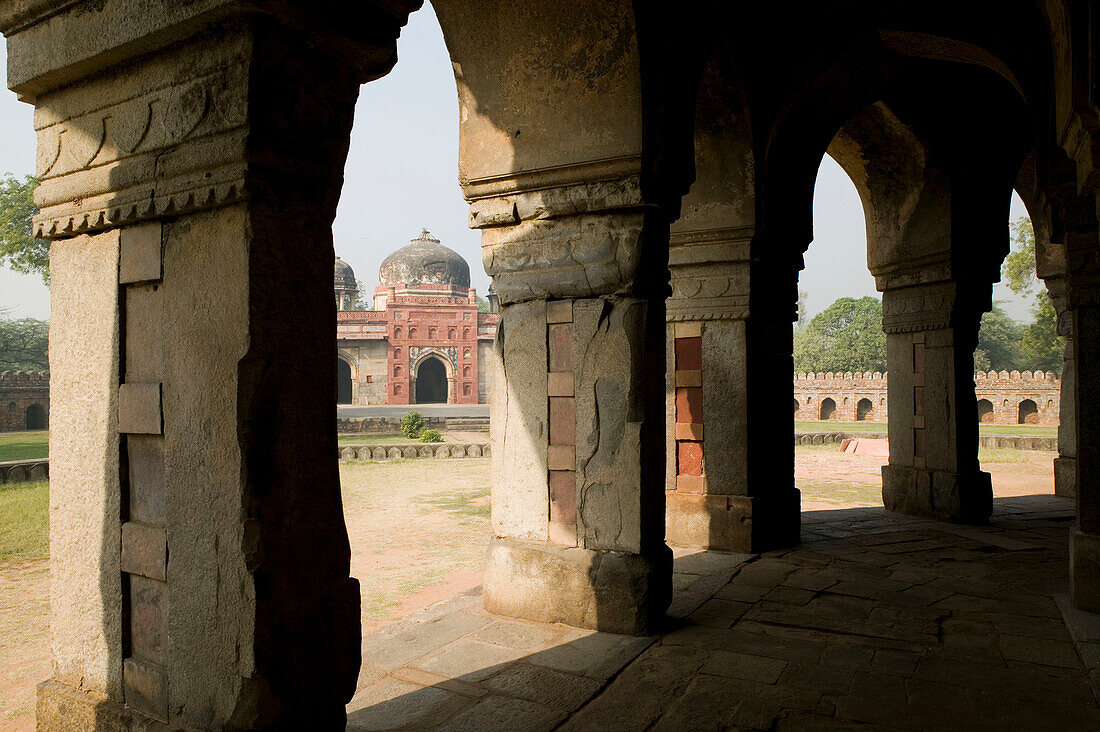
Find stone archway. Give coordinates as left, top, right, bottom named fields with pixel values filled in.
left=24, top=403, right=46, bottom=430
left=819, top=398, right=837, bottom=420
left=793, top=398, right=801, bottom=417
left=856, top=398, right=874, bottom=421
left=414, top=357, right=448, bottom=404
left=1018, top=399, right=1039, bottom=424
left=337, top=358, right=353, bottom=405
left=977, top=399, right=994, bottom=423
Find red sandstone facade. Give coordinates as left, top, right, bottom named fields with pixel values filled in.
left=792, top=370, right=1061, bottom=425
left=335, top=231, right=499, bottom=405
left=0, top=371, right=49, bottom=432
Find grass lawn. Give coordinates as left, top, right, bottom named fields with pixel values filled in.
left=0, top=431, right=48, bottom=462
left=0, top=481, right=48, bottom=561
left=338, top=433, right=417, bottom=445
left=795, top=421, right=1057, bottom=437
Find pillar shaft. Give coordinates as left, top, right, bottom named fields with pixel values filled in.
left=880, top=282, right=992, bottom=523
left=662, top=230, right=800, bottom=553
left=12, top=6, right=414, bottom=728
left=479, top=194, right=672, bottom=635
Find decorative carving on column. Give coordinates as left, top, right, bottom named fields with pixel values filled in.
left=31, top=39, right=249, bottom=239
left=666, top=227, right=752, bottom=322
left=881, top=280, right=955, bottom=334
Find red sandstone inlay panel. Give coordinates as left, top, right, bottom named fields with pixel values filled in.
left=676, top=386, right=704, bottom=425
left=675, top=336, right=703, bottom=371
left=678, top=441, right=704, bottom=476
left=549, top=470, right=577, bottom=522
left=549, top=397, right=576, bottom=446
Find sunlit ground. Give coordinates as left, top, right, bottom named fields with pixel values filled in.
left=0, top=443, right=1058, bottom=729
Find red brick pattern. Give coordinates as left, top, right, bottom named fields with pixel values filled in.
left=674, top=325, right=705, bottom=494
left=547, top=300, right=577, bottom=546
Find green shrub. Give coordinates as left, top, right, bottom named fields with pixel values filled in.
left=401, top=411, right=426, bottom=439
left=419, top=428, right=443, bottom=443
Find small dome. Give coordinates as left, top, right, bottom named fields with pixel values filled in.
left=379, top=230, right=471, bottom=289
left=334, top=257, right=357, bottom=290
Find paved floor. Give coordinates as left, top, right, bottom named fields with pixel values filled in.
left=348, top=495, right=1100, bottom=730
left=338, top=404, right=489, bottom=419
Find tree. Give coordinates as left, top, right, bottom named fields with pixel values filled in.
left=0, top=174, right=46, bottom=283
left=997, top=215, right=1064, bottom=373
left=795, top=289, right=807, bottom=329
left=477, top=296, right=490, bottom=313
left=0, top=313, right=48, bottom=371
left=974, top=305, right=1024, bottom=372
left=1020, top=295, right=1063, bottom=372
left=793, top=296, right=886, bottom=372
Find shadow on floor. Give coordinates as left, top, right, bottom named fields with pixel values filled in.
left=348, top=495, right=1100, bottom=730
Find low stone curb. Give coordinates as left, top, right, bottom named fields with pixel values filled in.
left=794, top=432, right=1058, bottom=451
left=794, top=432, right=885, bottom=445
left=0, top=458, right=48, bottom=484
left=338, top=443, right=491, bottom=461
left=978, top=434, right=1058, bottom=451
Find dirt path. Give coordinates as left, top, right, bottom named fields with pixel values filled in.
left=0, top=561, right=49, bottom=731
left=340, top=458, right=491, bottom=633
left=0, top=450, right=1060, bottom=727
left=797, top=445, right=1056, bottom=510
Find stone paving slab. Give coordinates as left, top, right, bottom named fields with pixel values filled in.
left=350, top=494, right=1100, bottom=730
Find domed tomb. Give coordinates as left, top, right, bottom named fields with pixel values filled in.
left=334, top=257, right=358, bottom=311
left=334, top=257, right=357, bottom=290
left=379, top=230, right=471, bottom=289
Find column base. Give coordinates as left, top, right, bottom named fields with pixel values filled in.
left=37, top=680, right=158, bottom=732
left=665, top=491, right=800, bottom=553
left=881, top=464, right=992, bottom=523
left=482, top=537, right=672, bottom=635
left=1072, top=529, right=1100, bottom=613
left=1055, top=457, right=1077, bottom=498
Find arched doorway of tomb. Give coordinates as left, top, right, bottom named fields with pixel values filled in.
left=337, top=358, right=353, bottom=405
left=1018, top=399, right=1039, bottom=425
left=415, top=357, right=448, bottom=404
left=977, top=399, right=994, bottom=423
left=856, top=399, right=874, bottom=421
left=819, top=398, right=836, bottom=420
left=25, top=403, right=46, bottom=430
left=793, top=398, right=801, bottom=416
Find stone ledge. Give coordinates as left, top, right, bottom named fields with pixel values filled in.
left=338, top=443, right=490, bottom=461
left=36, top=680, right=163, bottom=732
left=482, top=537, right=672, bottom=636
left=794, top=432, right=1058, bottom=452
left=0, top=458, right=48, bottom=483
left=881, top=464, right=992, bottom=523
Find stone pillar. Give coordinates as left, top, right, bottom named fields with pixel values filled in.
left=4, top=4, right=417, bottom=728
left=1051, top=283, right=1077, bottom=498
left=663, top=228, right=799, bottom=551
left=478, top=191, right=672, bottom=635
left=880, top=282, right=992, bottom=523
left=1069, top=266, right=1100, bottom=609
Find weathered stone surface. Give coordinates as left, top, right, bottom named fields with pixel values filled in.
left=483, top=537, right=672, bottom=635
left=480, top=663, right=603, bottom=712
left=491, top=300, right=548, bottom=542
left=436, top=695, right=565, bottom=732
left=48, top=231, right=122, bottom=700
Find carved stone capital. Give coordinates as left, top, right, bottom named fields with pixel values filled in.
left=666, top=227, right=753, bottom=322
left=30, top=32, right=250, bottom=239
left=871, top=254, right=953, bottom=292
left=881, top=281, right=957, bottom=333
left=469, top=159, right=654, bottom=303
left=482, top=213, right=647, bottom=303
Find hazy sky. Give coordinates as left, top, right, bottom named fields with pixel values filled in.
left=0, top=5, right=1031, bottom=322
